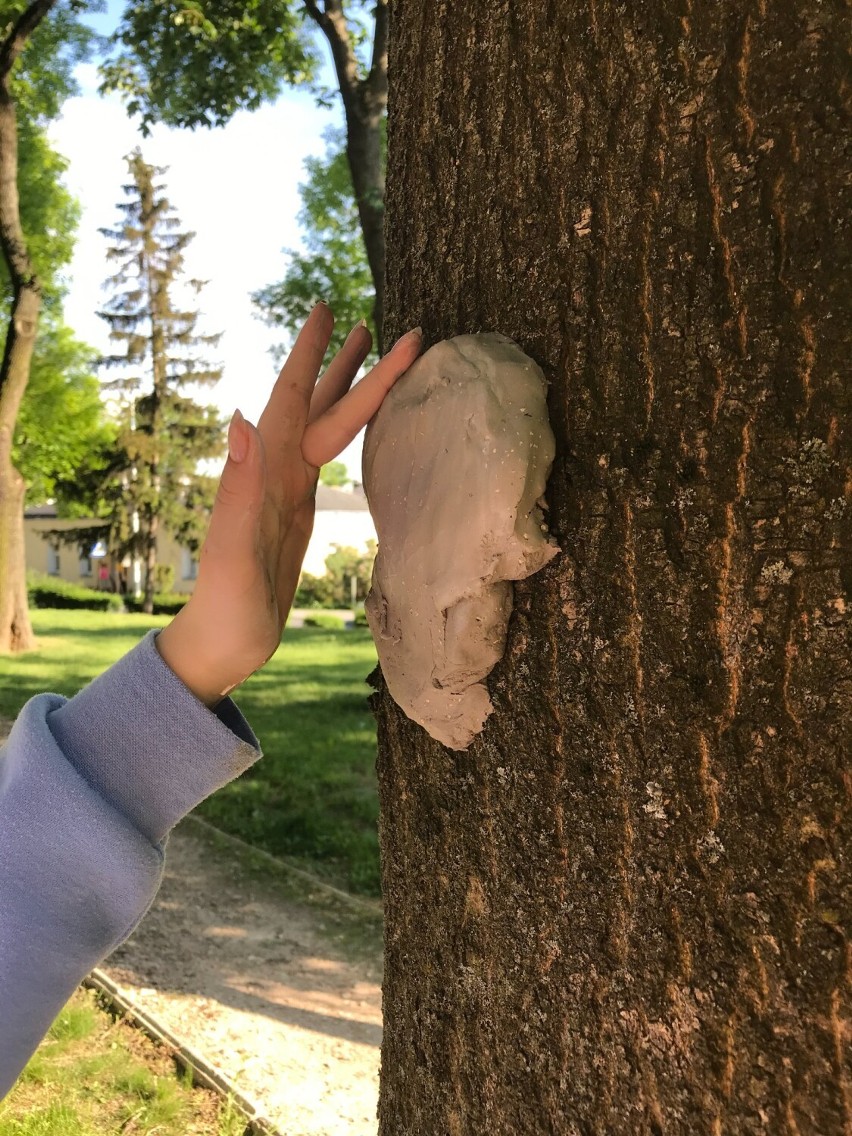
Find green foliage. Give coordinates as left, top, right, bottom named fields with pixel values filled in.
left=0, top=984, right=230, bottom=1134
left=303, top=612, right=345, bottom=630
left=153, top=563, right=174, bottom=593
left=11, top=124, right=80, bottom=309
left=101, top=0, right=318, bottom=131
left=294, top=571, right=336, bottom=609
left=123, top=592, right=188, bottom=615
left=319, top=460, right=350, bottom=487
left=14, top=322, right=117, bottom=506
left=26, top=572, right=124, bottom=613
left=295, top=542, right=375, bottom=608
left=0, top=1, right=102, bottom=308
left=325, top=541, right=375, bottom=603
left=97, top=150, right=226, bottom=599
left=3, top=1, right=101, bottom=121
left=252, top=129, right=378, bottom=364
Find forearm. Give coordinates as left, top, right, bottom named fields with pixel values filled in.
left=0, top=632, right=261, bottom=1096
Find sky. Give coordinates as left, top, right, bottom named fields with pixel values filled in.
left=46, top=1, right=368, bottom=479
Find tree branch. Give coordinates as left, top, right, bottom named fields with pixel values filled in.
left=0, top=0, right=57, bottom=86
left=368, top=0, right=388, bottom=106
left=302, top=0, right=361, bottom=103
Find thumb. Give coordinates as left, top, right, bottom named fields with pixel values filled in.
left=204, top=409, right=265, bottom=556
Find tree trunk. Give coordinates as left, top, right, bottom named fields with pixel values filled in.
left=0, top=268, right=37, bottom=654
left=376, top=3, right=850, bottom=1134
left=0, top=0, right=58, bottom=653
left=141, top=509, right=157, bottom=615
left=344, top=103, right=386, bottom=343
left=307, top=0, right=388, bottom=343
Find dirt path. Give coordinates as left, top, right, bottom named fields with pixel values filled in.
left=102, top=818, right=384, bottom=1136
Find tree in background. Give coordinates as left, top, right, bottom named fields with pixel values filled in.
left=375, top=3, right=850, bottom=1132
left=13, top=325, right=116, bottom=507
left=318, top=459, right=350, bottom=488
left=0, top=0, right=101, bottom=652
left=101, top=0, right=389, bottom=340
left=253, top=126, right=378, bottom=365
left=296, top=540, right=375, bottom=609
left=99, top=149, right=225, bottom=614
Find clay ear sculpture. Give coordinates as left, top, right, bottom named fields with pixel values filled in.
left=362, top=332, right=559, bottom=750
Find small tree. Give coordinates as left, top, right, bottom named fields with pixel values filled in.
left=103, top=0, right=389, bottom=340
left=98, top=149, right=225, bottom=613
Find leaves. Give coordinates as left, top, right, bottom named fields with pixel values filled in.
left=95, top=150, right=227, bottom=576
left=100, top=0, right=319, bottom=132
left=252, top=126, right=380, bottom=365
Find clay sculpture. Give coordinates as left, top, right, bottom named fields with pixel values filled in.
left=362, top=332, right=559, bottom=750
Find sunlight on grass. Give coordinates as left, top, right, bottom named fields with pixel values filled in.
left=0, top=989, right=240, bottom=1135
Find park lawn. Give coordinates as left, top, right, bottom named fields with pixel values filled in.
left=0, top=609, right=382, bottom=895
left=0, top=988, right=244, bottom=1136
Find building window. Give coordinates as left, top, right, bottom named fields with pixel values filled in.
left=181, top=548, right=198, bottom=581
left=47, top=545, right=60, bottom=576
left=79, top=556, right=93, bottom=577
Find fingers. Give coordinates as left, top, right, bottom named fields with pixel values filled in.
left=301, top=327, right=423, bottom=468
left=257, top=303, right=334, bottom=448
left=308, top=320, right=373, bottom=425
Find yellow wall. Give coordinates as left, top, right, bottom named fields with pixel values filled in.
left=24, top=516, right=198, bottom=595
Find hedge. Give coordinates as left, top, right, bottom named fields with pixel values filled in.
left=27, top=573, right=125, bottom=613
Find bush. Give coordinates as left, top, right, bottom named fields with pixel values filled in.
left=123, top=592, right=189, bottom=616
left=294, top=572, right=337, bottom=609
left=294, top=543, right=377, bottom=609
left=27, top=572, right=125, bottom=613
left=302, top=613, right=345, bottom=630
left=353, top=604, right=369, bottom=627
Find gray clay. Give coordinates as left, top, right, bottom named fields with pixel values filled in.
left=362, top=332, right=559, bottom=750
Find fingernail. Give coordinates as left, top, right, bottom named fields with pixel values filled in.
left=348, top=318, right=370, bottom=338
left=229, top=409, right=250, bottom=463
left=392, top=326, right=423, bottom=349
left=356, top=318, right=368, bottom=329
left=315, top=300, right=330, bottom=310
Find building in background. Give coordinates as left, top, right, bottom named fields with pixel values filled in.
left=24, top=484, right=376, bottom=594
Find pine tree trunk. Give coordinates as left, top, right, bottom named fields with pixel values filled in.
left=142, top=509, right=158, bottom=615
left=376, top=3, right=851, bottom=1133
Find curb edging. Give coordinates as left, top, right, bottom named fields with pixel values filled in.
left=84, top=969, right=282, bottom=1136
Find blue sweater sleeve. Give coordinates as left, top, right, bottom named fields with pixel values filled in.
left=0, top=630, right=261, bottom=1098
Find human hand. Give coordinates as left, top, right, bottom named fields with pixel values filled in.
left=156, top=304, right=422, bottom=706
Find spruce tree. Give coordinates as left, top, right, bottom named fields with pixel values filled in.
left=98, top=149, right=225, bottom=613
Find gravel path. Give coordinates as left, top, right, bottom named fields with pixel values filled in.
left=102, top=818, right=385, bottom=1136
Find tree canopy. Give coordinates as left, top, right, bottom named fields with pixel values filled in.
left=253, top=128, right=376, bottom=364
left=14, top=322, right=116, bottom=506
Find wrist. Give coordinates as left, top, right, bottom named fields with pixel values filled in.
left=155, top=606, right=237, bottom=708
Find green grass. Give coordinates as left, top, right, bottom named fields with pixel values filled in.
left=0, top=988, right=245, bottom=1135
left=0, top=609, right=383, bottom=895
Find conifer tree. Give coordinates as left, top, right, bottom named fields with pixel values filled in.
left=98, top=149, right=225, bottom=614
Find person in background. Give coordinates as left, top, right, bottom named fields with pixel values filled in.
left=0, top=305, right=422, bottom=1099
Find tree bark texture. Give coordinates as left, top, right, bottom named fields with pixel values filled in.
left=376, top=3, right=850, bottom=1134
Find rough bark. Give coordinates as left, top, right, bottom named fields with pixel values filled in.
left=305, top=0, right=388, bottom=341
left=376, top=3, right=851, bottom=1134
left=0, top=0, right=58, bottom=653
